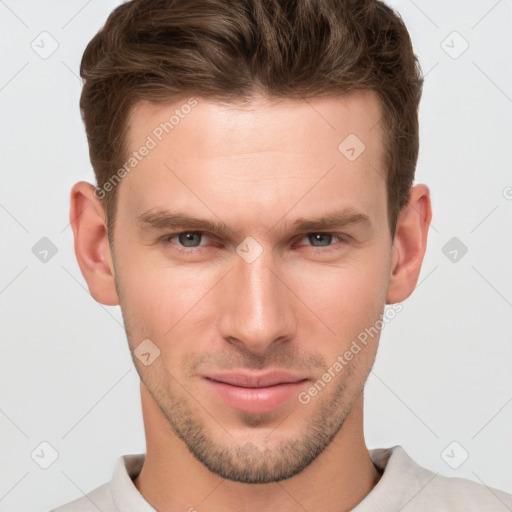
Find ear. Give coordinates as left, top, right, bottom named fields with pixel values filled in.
left=69, top=181, right=119, bottom=306
left=386, top=184, right=432, bottom=304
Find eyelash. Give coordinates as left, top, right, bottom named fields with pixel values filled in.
left=158, top=231, right=349, bottom=254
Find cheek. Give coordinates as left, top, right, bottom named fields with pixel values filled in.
left=117, top=250, right=221, bottom=340
left=290, top=256, right=389, bottom=336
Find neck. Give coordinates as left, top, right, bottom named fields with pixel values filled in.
left=134, top=382, right=381, bottom=512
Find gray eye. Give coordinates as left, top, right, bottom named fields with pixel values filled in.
left=177, top=232, right=202, bottom=247
left=308, top=233, right=333, bottom=247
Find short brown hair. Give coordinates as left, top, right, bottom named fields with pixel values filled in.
left=79, top=0, right=423, bottom=242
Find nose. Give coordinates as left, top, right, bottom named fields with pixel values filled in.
left=217, top=247, right=297, bottom=356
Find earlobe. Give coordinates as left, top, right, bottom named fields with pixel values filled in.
left=386, top=184, right=432, bottom=304
left=69, top=181, right=120, bottom=306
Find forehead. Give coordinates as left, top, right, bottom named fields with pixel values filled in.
left=119, top=91, right=386, bottom=233
left=126, top=91, right=383, bottom=158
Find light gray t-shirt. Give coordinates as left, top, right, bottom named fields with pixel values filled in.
left=50, top=445, right=512, bottom=511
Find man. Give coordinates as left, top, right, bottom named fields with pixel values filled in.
left=53, top=0, right=512, bottom=510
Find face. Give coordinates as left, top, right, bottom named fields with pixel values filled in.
left=111, top=91, right=393, bottom=483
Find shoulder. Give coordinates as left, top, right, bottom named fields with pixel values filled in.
left=49, top=482, right=114, bottom=512
left=367, top=445, right=512, bottom=511
left=49, top=453, right=146, bottom=512
left=421, top=473, right=512, bottom=510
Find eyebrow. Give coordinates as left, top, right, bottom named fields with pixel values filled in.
left=136, top=207, right=371, bottom=237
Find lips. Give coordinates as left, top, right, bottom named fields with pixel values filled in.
left=202, top=370, right=309, bottom=414
left=204, top=370, right=308, bottom=388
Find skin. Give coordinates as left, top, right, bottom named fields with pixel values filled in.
left=70, top=90, right=431, bottom=512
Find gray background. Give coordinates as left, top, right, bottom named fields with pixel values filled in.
left=1, top=1, right=511, bottom=511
